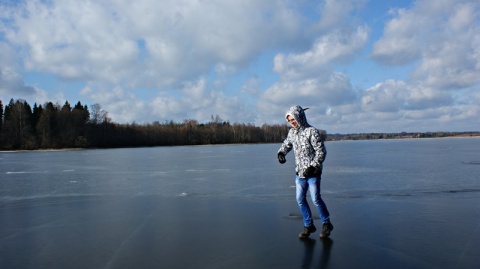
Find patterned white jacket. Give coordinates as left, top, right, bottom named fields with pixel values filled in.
left=278, top=105, right=327, bottom=178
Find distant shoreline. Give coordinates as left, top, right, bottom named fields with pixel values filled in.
left=328, top=131, right=480, bottom=141
left=1, top=134, right=479, bottom=152
left=0, top=148, right=84, bottom=153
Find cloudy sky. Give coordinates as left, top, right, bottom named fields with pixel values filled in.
left=1, top=0, right=479, bottom=133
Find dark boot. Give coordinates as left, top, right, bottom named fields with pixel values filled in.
left=299, top=224, right=317, bottom=239
left=319, top=222, right=334, bottom=239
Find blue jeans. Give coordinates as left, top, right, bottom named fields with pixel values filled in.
left=295, top=175, right=330, bottom=227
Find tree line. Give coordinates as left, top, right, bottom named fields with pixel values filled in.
left=1, top=98, right=478, bottom=151
left=0, top=98, right=289, bottom=150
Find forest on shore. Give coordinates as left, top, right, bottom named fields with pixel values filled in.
left=1, top=98, right=479, bottom=151
left=0, top=98, right=289, bottom=150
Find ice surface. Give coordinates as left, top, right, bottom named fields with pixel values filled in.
left=1, top=195, right=479, bottom=269
left=1, top=138, right=479, bottom=268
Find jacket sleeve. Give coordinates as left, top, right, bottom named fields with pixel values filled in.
left=278, top=130, right=293, bottom=155
left=310, top=128, right=327, bottom=168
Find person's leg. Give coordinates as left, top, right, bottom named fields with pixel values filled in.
left=296, top=176, right=313, bottom=227
left=296, top=176, right=317, bottom=238
left=307, top=175, right=330, bottom=223
left=307, top=175, right=334, bottom=238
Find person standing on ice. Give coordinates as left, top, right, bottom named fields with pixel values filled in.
left=277, top=105, right=334, bottom=239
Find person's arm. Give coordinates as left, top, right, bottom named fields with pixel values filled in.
left=277, top=131, right=293, bottom=163
left=310, top=128, right=326, bottom=168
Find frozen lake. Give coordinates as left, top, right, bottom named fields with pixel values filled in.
left=1, top=138, right=479, bottom=268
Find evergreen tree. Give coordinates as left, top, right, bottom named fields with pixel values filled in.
left=1, top=99, right=35, bottom=149
left=32, top=103, right=43, bottom=130
left=71, top=101, right=90, bottom=147
left=36, top=102, right=58, bottom=148
left=58, top=101, right=74, bottom=146
left=73, top=101, right=90, bottom=124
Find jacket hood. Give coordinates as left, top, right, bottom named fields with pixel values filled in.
left=285, top=105, right=310, bottom=129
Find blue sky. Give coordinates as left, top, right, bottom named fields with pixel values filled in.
left=1, top=0, right=479, bottom=133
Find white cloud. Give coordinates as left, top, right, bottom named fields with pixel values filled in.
left=412, top=23, right=480, bottom=89
left=155, top=78, right=254, bottom=124
left=2, top=0, right=305, bottom=88
left=361, top=80, right=408, bottom=112
left=0, top=0, right=308, bottom=124
left=264, top=72, right=356, bottom=105
left=258, top=71, right=358, bottom=127
left=370, top=7, right=424, bottom=65
left=80, top=77, right=255, bottom=124
left=0, top=41, right=37, bottom=100
left=2, top=0, right=140, bottom=83
left=274, top=26, right=369, bottom=80
left=1, top=0, right=479, bottom=133
left=359, top=0, right=480, bottom=132
left=361, top=80, right=452, bottom=113
left=314, top=0, right=367, bottom=32
left=0, top=66, right=36, bottom=99
left=151, top=92, right=184, bottom=121
left=371, top=0, right=480, bottom=72
left=240, top=76, right=261, bottom=96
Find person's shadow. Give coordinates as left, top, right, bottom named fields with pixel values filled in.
left=300, top=238, right=333, bottom=268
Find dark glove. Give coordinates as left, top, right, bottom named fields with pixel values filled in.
left=303, top=166, right=318, bottom=178
left=277, top=152, right=286, bottom=164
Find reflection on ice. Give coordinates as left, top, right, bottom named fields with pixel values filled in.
left=6, top=171, right=47, bottom=174
left=327, top=166, right=392, bottom=174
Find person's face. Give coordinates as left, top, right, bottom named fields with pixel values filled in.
left=287, top=115, right=299, bottom=128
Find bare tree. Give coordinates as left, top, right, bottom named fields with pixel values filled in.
left=90, top=103, right=110, bottom=124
